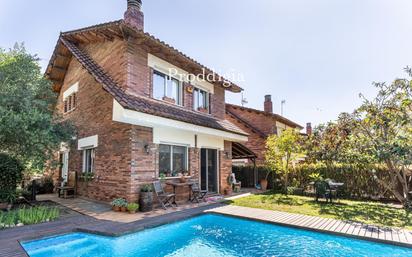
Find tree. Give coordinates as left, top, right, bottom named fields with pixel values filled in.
left=0, top=153, right=24, bottom=203
left=265, top=128, right=305, bottom=194
left=0, top=44, right=75, bottom=169
left=349, top=68, right=412, bottom=208
left=305, top=113, right=354, bottom=167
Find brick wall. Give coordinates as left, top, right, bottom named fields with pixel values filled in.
left=125, top=39, right=226, bottom=120
left=227, top=105, right=276, bottom=135
left=211, top=86, right=226, bottom=119
left=49, top=37, right=234, bottom=203
left=225, top=114, right=267, bottom=164
left=219, top=141, right=233, bottom=195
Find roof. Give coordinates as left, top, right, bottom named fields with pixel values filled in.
left=46, top=20, right=243, bottom=93
left=232, top=142, right=257, bottom=160
left=226, top=108, right=266, bottom=138
left=226, top=103, right=304, bottom=130
left=59, top=38, right=248, bottom=136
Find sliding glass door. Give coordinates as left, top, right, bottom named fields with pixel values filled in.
left=200, top=149, right=218, bottom=193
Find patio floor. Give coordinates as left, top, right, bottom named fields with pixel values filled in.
left=37, top=194, right=212, bottom=223
left=37, top=188, right=261, bottom=223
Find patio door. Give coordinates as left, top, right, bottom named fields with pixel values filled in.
left=200, top=149, right=218, bottom=193
left=60, top=151, right=69, bottom=183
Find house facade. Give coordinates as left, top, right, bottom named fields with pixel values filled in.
left=47, top=0, right=249, bottom=202
left=226, top=95, right=307, bottom=165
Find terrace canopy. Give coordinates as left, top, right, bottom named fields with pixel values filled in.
left=231, top=142, right=258, bottom=186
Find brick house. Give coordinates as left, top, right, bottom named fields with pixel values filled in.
left=226, top=95, right=307, bottom=165
left=46, top=0, right=251, bottom=202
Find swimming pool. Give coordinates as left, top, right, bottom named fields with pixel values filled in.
left=22, top=214, right=412, bottom=257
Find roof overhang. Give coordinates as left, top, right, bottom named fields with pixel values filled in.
left=232, top=142, right=257, bottom=160
left=113, top=99, right=248, bottom=142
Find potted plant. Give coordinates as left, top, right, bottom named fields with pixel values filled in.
left=127, top=203, right=139, bottom=214
left=139, top=184, right=153, bottom=212
left=111, top=198, right=127, bottom=212
left=80, top=172, right=95, bottom=182
left=120, top=199, right=128, bottom=212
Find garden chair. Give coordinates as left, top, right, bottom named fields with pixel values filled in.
left=153, top=181, right=176, bottom=209
left=57, top=171, right=76, bottom=199
left=314, top=180, right=333, bottom=203
left=190, top=181, right=208, bottom=203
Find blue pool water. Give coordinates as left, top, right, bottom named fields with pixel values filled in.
left=22, top=214, right=412, bottom=257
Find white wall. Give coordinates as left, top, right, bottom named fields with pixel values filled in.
left=112, top=100, right=247, bottom=148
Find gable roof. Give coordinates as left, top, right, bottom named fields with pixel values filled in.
left=46, top=20, right=243, bottom=93
left=226, top=108, right=267, bottom=138
left=59, top=38, right=248, bottom=136
left=226, top=103, right=304, bottom=130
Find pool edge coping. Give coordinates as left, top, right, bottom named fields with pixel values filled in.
left=207, top=206, right=412, bottom=249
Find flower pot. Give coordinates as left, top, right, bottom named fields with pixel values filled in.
left=121, top=206, right=127, bottom=212
left=260, top=179, right=268, bottom=191
left=139, top=191, right=153, bottom=212
left=0, top=202, right=8, bottom=210
left=113, top=206, right=121, bottom=212
left=129, top=210, right=136, bottom=214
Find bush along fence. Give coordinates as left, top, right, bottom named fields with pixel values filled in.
left=233, top=163, right=395, bottom=201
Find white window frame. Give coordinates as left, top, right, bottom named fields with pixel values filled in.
left=82, top=148, right=95, bottom=173
left=159, top=143, right=189, bottom=177
left=152, top=70, right=183, bottom=106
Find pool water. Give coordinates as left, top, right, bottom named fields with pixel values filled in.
left=22, top=214, right=412, bottom=257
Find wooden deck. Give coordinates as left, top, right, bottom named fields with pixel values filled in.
left=207, top=205, right=412, bottom=248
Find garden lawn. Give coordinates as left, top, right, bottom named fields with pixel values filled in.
left=230, top=193, right=412, bottom=230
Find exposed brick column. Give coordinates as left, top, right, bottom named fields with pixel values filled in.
left=219, top=141, right=233, bottom=195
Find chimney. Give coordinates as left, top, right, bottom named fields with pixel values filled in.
left=306, top=123, right=312, bottom=135
left=124, top=0, right=144, bottom=31
left=264, top=95, right=273, bottom=113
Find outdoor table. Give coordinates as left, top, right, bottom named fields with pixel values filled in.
left=166, top=181, right=194, bottom=204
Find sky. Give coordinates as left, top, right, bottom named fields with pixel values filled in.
left=1, top=0, right=412, bottom=127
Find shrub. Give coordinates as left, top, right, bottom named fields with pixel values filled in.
left=39, top=176, right=54, bottom=194
left=0, top=191, right=17, bottom=204
left=127, top=203, right=139, bottom=212
left=0, top=153, right=24, bottom=201
left=140, top=184, right=153, bottom=192
left=0, top=206, right=60, bottom=229
left=111, top=198, right=127, bottom=207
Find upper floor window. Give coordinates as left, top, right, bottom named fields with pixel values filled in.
left=193, top=88, right=209, bottom=113
left=64, top=93, right=77, bottom=113
left=153, top=70, right=182, bottom=105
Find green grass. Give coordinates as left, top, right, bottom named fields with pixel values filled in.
left=229, top=193, right=412, bottom=230
left=0, top=206, right=60, bottom=229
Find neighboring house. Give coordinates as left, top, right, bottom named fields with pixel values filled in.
left=46, top=0, right=250, bottom=202
left=226, top=95, right=309, bottom=165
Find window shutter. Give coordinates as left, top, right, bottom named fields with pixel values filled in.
left=208, top=93, right=212, bottom=114
left=64, top=100, right=68, bottom=113
left=72, top=93, right=76, bottom=108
